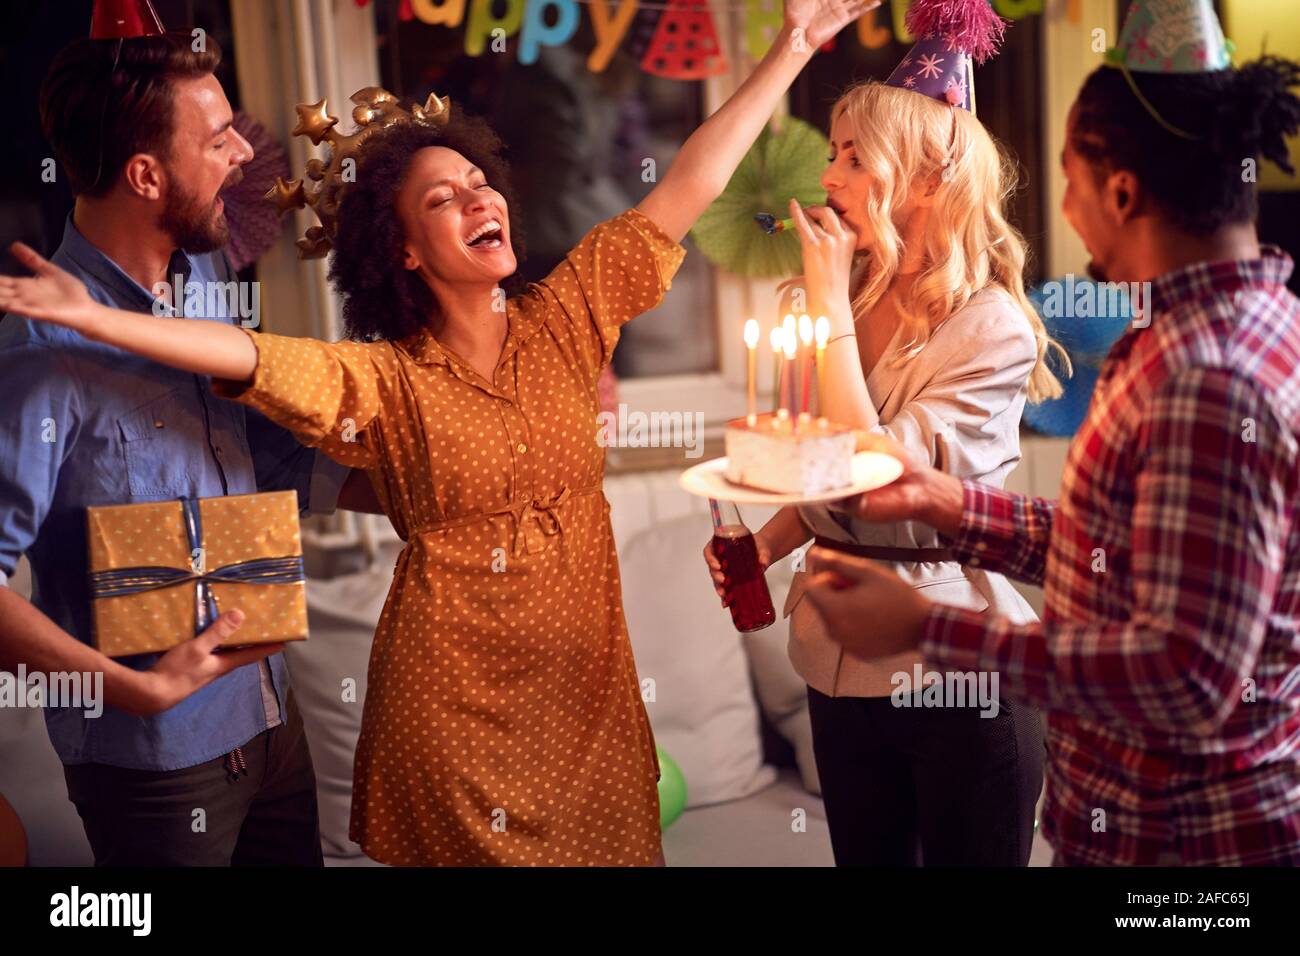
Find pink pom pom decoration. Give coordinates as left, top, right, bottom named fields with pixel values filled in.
left=904, top=0, right=1008, bottom=65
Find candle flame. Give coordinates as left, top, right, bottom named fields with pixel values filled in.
left=769, top=327, right=782, bottom=353
left=815, top=315, right=829, bottom=347
left=782, top=314, right=795, bottom=339
left=782, top=325, right=797, bottom=359
left=743, top=318, right=759, bottom=349
left=798, top=313, right=813, bottom=345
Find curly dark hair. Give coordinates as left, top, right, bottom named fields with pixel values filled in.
left=1070, top=56, right=1300, bottom=235
left=328, top=110, right=526, bottom=341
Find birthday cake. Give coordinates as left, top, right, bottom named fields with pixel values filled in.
left=725, top=413, right=856, bottom=496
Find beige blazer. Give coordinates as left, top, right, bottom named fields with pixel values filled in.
left=785, top=287, right=1040, bottom=698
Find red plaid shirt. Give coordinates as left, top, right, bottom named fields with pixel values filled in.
left=922, top=248, right=1300, bottom=866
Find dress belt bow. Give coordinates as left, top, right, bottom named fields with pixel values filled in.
left=406, top=484, right=601, bottom=570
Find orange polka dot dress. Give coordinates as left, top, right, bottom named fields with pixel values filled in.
left=214, top=209, right=685, bottom=865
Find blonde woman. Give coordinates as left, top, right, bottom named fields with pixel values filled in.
left=706, top=6, right=1066, bottom=865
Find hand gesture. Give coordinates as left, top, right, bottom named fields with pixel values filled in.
left=785, top=0, right=882, bottom=52
left=133, top=609, right=285, bottom=716
left=802, top=545, right=929, bottom=657
left=0, top=242, right=98, bottom=331
left=788, top=199, right=858, bottom=317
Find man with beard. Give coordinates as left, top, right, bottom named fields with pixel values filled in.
left=799, top=0, right=1300, bottom=866
left=0, top=20, right=354, bottom=865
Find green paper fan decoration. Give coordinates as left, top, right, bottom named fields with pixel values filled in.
left=689, top=116, right=829, bottom=278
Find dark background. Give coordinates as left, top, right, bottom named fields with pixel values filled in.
left=2, top=0, right=1296, bottom=292
left=0, top=0, right=241, bottom=270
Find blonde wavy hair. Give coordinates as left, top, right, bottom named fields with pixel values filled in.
left=831, top=82, right=1067, bottom=402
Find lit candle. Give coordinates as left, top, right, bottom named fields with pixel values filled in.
left=815, top=315, right=829, bottom=417
left=798, top=314, right=813, bottom=420
left=769, top=326, right=783, bottom=415
left=743, top=318, right=759, bottom=426
left=781, top=320, right=797, bottom=427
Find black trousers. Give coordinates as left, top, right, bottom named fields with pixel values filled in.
left=807, top=686, right=1044, bottom=866
left=63, top=690, right=323, bottom=867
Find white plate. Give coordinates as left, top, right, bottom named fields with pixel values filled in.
left=679, top=452, right=904, bottom=505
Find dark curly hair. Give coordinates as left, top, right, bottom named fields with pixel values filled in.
left=328, top=110, right=526, bottom=341
left=1070, top=56, right=1300, bottom=235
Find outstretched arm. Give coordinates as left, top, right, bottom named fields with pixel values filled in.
left=0, top=242, right=257, bottom=381
left=636, top=0, right=878, bottom=243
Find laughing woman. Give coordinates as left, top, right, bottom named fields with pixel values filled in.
left=0, top=1, right=879, bottom=866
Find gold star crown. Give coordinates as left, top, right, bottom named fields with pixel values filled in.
left=265, top=87, right=451, bottom=259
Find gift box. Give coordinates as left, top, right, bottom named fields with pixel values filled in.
left=87, top=491, right=308, bottom=657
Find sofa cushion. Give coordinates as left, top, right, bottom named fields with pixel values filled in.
left=620, top=514, right=776, bottom=807
left=0, top=557, right=93, bottom=865
left=287, top=567, right=389, bottom=858
left=739, top=551, right=821, bottom=795
left=0, top=703, right=92, bottom=866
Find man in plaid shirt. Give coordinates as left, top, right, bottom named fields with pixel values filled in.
left=800, top=53, right=1300, bottom=864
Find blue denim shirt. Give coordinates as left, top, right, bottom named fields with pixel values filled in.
left=0, top=214, right=345, bottom=771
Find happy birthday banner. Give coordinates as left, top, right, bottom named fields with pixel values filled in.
left=357, top=0, right=1077, bottom=79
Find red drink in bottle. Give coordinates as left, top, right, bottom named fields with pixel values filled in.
left=709, top=499, right=775, bottom=632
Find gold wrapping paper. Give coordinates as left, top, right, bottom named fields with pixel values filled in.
left=87, top=490, right=308, bottom=657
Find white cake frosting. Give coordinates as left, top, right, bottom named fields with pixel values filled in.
left=724, top=413, right=855, bottom=495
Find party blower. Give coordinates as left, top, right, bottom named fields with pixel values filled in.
left=756, top=205, right=851, bottom=234
left=753, top=205, right=839, bottom=235
left=753, top=212, right=797, bottom=235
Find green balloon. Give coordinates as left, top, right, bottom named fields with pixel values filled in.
left=657, top=747, right=687, bottom=829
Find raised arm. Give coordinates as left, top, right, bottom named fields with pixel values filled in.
left=0, top=241, right=257, bottom=381
left=636, top=0, right=879, bottom=243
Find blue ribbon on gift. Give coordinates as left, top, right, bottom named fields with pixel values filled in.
left=89, top=498, right=305, bottom=634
